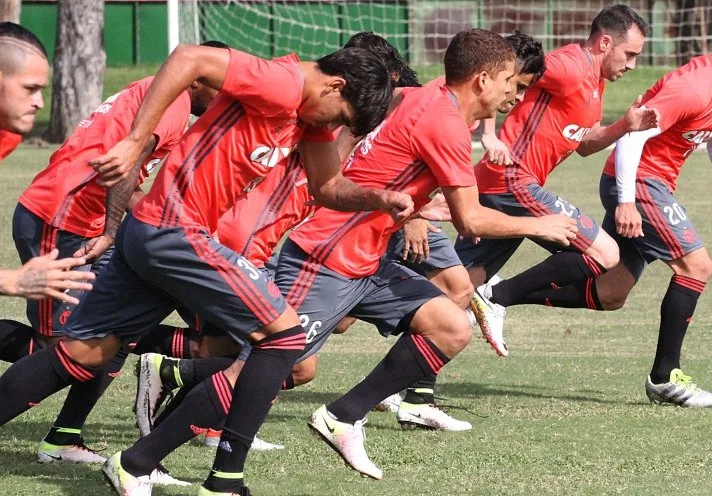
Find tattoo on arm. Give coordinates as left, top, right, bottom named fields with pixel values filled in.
left=104, top=136, right=157, bottom=237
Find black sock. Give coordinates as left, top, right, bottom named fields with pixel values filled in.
left=204, top=326, right=305, bottom=493
left=491, top=252, right=606, bottom=307
left=517, top=277, right=604, bottom=310
left=650, top=275, right=705, bottom=384
left=44, top=347, right=129, bottom=445
left=0, top=342, right=99, bottom=425
left=131, top=325, right=194, bottom=358
left=0, top=319, right=36, bottom=362
left=122, top=371, right=234, bottom=477
left=282, top=373, right=296, bottom=390
left=175, top=356, right=235, bottom=389
left=403, top=372, right=436, bottom=404
left=328, top=332, right=449, bottom=424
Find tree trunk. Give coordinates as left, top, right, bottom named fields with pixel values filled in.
left=0, top=0, right=20, bottom=23
left=44, top=0, right=105, bottom=143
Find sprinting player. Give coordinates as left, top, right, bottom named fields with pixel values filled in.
left=378, top=30, right=547, bottom=430
left=0, top=22, right=95, bottom=300
left=512, top=55, right=712, bottom=406
left=129, top=31, right=417, bottom=449
left=455, top=5, right=659, bottom=357
left=0, top=42, right=401, bottom=496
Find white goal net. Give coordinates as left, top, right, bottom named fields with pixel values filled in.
left=171, top=0, right=712, bottom=68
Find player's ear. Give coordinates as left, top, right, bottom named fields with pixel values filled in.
left=327, top=77, right=346, bottom=94
left=472, top=71, right=488, bottom=93
left=599, top=33, right=613, bottom=52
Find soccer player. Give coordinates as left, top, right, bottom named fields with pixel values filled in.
left=0, top=22, right=95, bottom=301
left=455, top=5, right=659, bottom=356
left=378, top=30, right=547, bottom=430
left=514, top=55, right=712, bottom=406
left=0, top=43, right=401, bottom=496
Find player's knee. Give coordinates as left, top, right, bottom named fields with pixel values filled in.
left=291, top=356, right=317, bottom=386
left=442, top=278, right=474, bottom=309
left=674, top=252, right=712, bottom=282
left=591, top=234, right=620, bottom=270
left=333, top=316, right=356, bottom=335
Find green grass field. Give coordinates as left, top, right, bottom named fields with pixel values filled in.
left=1, top=145, right=712, bottom=495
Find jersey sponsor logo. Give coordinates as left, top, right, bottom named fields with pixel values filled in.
left=249, top=145, right=291, bottom=169
left=681, top=130, right=712, bottom=144
left=562, top=124, right=592, bottom=142
left=93, top=90, right=128, bottom=116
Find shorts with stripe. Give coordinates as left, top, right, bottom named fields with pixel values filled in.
left=600, top=174, right=703, bottom=281
left=275, top=239, right=444, bottom=363
left=454, top=181, right=600, bottom=280
left=12, top=203, right=100, bottom=339
left=63, top=214, right=287, bottom=346
left=385, top=223, right=461, bottom=276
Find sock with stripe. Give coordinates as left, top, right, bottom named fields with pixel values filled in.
left=204, top=325, right=305, bottom=493
left=517, top=277, right=604, bottom=310
left=328, top=332, right=449, bottom=424
left=650, top=275, right=706, bottom=384
left=403, top=373, right=437, bottom=405
left=122, top=371, right=234, bottom=477
left=44, top=347, right=129, bottom=445
left=0, top=319, right=36, bottom=362
left=131, top=325, right=195, bottom=358
left=0, top=342, right=99, bottom=425
left=491, top=252, right=606, bottom=308
left=172, top=356, right=236, bottom=389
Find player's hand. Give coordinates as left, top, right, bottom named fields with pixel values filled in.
left=417, top=192, right=451, bottom=222
left=381, top=190, right=414, bottom=223
left=90, top=137, right=145, bottom=187
left=534, top=214, right=578, bottom=246
left=481, top=133, right=512, bottom=166
left=74, top=234, right=115, bottom=262
left=402, top=219, right=439, bottom=264
left=4, top=249, right=95, bottom=304
left=615, top=202, right=643, bottom=238
left=625, top=95, right=660, bottom=132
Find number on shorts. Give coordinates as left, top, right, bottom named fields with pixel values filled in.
left=663, top=203, right=687, bottom=226
left=236, top=258, right=260, bottom=280
left=299, top=314, right=322, bottom=343
left=554, top=197, right=575, bottom=218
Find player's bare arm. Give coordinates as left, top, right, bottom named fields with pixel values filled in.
left=577, top=95, right=660, bottom=156
left=442, top=184, right=577, bottom=245
left=76, top=136, right=158, bottom=261
left=299, top=140, right=414, bottom=222
left=91, top=45, right=231, bottom=186
left=481, top=117, right=512, bottom=165
left=0, top=249, right=94, bottom=304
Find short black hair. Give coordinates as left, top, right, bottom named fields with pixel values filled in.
left=344, top=32, right=407, bottom=78
left=200, top=40, right=229, bottom=49
left=590, top=4, right=649, bottom=40
left=444, top=29, right=515, bottom=85
left=505, top=30, right=545, bottom=81
left=317, top=47, right=392, bottom=136
left=396, top=65, right=420, bottom=88
left=0, top=22, right=47, bottom=58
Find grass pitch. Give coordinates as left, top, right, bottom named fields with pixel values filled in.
left=1, top=144, right=712, bottom=495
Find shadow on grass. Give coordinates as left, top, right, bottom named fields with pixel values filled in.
left=438, top=382, right=619, bottom=405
